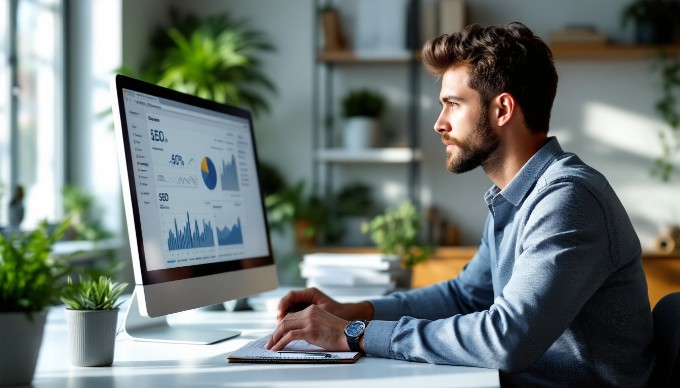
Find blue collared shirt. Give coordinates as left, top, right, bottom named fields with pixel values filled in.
left=365, top=137, right=654, bottom=386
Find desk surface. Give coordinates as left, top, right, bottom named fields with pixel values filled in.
left=34, top=304, right=499, bottom=387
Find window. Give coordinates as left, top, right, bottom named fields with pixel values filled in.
left=0, top=0, right=65, bottom=229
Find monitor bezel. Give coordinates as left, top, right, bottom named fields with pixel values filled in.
left=111, top=74, right=275, bottom=287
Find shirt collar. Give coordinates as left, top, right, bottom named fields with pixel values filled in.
left=485, top=137, right=564, bottom=207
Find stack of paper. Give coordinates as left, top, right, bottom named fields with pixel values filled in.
left=300, top=253, right=406, bottom=298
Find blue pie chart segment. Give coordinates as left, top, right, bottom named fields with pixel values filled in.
left=201, top=156, right=217, bottom=190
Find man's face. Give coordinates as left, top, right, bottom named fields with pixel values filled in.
left=434, top=66, right=500, bottom=174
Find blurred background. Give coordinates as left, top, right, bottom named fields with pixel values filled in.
left=1, top=0, right=679, bottom=286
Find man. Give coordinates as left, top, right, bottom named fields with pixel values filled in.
left=266, top=23, right=654, bottom=386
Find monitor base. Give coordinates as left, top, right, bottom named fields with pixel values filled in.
left=123, top=290, right=240, bottom=344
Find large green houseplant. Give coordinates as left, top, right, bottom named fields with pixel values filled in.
left=0, top=220, right=70, bottom=386
left=121, top=8, right=276, bottom=117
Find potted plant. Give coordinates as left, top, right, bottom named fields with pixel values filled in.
left=0, top=220, right=70, bottom=386
left=341, top=88, right=387, bottom=149
left=63, top=185, right=113, bottom=241
left=119, top=8, right=276, bottom=117
left=361, top=201, right=434, bottom=287
left=621, top=0, right=680, bottom=44
left=265, top=180, right=328, bottom=247
left=61, top=275, right=128, bottom=367
left=333, top=183, right=376, bottom=246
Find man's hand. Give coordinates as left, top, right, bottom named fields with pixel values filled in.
left=276, top=287, right=374, bottom=323
left=265, top=304, right=350, bottom=352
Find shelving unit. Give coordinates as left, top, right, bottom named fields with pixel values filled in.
left=312, top=0, right=422, bottom=211
left=311, top=0, right=680, bottom=250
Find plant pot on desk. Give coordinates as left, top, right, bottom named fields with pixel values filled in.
left=65, top=308, right=119, bottom=367
left=0, top=311, right=47, bottom=386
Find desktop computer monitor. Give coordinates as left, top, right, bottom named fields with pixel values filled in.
left=110, top=74, right=278, bottom=344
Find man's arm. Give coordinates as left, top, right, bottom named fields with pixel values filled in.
left=364, top=183, right=620, bottom=371
left=371, top=214, right=495, bottom=322
left=267, top=216, right=495, bottom=352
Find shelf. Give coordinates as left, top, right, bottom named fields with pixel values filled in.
left=317, top=50, right=418, bottom=64
left=318, top=44, right=680, bottom=63
left=550, top=43, right=680, bottom=60
left=315, top=148, right=421, bottom=163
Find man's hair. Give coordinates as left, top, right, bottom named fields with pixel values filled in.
left=422, top=23, right=558, bottom=134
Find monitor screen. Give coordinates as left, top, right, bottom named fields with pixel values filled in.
left=110, top=75, right=277, bottom=342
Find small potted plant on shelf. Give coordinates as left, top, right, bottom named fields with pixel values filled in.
left=0, top=220, right=70, bottom=386
left=621, top=0, right=680, bottom=44
left=361, top=201, right=434, bottom=288
left=61, top=275, right=128, bottom=367
left=341, top=88, right=387, bottom=149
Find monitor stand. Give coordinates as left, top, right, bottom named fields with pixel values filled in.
left=123, top=290, right=240, bottom=345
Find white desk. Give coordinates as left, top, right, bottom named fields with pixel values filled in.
left=33, top=305, right=499, bottom=387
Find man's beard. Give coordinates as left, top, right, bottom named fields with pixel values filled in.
left=443, top=106, right=500, bottom=174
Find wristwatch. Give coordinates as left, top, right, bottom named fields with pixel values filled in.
left=344, top=320, right=368, bottom=352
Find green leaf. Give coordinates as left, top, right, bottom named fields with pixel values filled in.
left=60, top=275, right=128, bottom=310
left=130, top=8, right=277, bottom=116
left=361, top=201, right=434, bottom=269
left=0, top=219, right=73, bottom=313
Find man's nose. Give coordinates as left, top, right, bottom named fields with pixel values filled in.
left=434, top=114, right=450, bottom=134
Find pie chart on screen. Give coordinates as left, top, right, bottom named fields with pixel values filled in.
left=201, top=156, right=217, bottom=190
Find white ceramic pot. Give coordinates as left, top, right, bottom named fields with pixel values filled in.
left=66, top=308, right=119, bottom=367
left=343, top=116, right=378, bottom=149
left=0, top=311, right=47, bottom=386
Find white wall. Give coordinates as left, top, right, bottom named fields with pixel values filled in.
left=122, top=0, right=680, bottom=251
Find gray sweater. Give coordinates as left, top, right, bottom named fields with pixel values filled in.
left=364, top=138, right=654, bottom=387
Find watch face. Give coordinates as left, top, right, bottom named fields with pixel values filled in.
left=345, top=321, right=366, bottom=337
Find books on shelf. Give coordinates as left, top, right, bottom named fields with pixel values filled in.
left=301, top=253, right=406, bottom=298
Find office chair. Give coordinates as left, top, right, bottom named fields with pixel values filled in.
left=649, top=292, right=680, bottom=387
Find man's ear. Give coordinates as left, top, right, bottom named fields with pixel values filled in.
left=492, top=93, right=516, bottom=127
